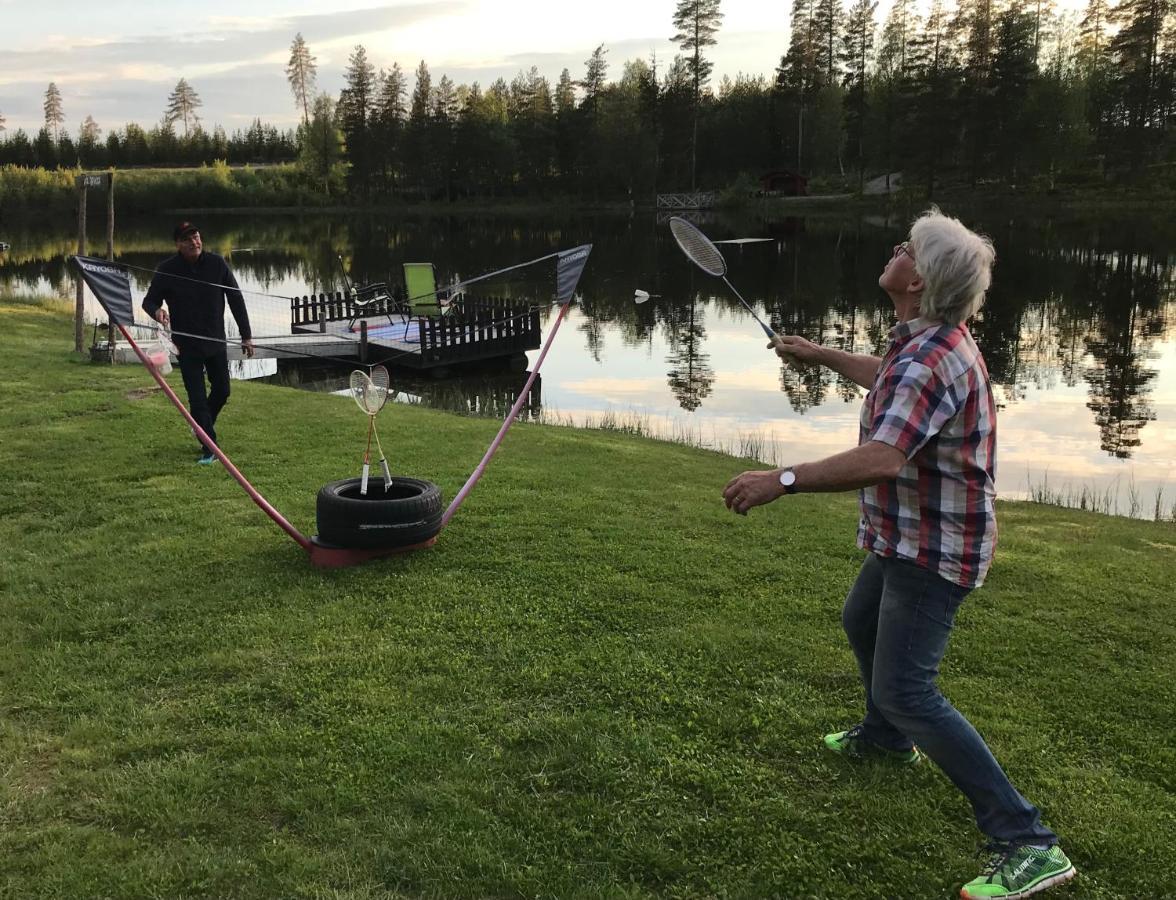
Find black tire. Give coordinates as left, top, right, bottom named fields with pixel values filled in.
left=316, top=476, right=444, bottom=549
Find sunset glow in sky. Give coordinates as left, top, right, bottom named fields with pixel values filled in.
left=0, top=1, right=794, bottom=134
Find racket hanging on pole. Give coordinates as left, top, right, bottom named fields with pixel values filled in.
left=349, top=365, right=392, bottom=495
left=667, top=216, right=778, bottom=339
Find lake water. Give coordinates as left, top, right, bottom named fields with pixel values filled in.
left=4, top=207, right=1174, bottom=519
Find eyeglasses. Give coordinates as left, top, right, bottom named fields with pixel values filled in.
left=896, top=241, right=914, bottom=261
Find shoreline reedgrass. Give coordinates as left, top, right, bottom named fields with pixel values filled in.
left=1026, top=469, right=1174, bottom=522
left=534, top=407, right=1174, bottom=524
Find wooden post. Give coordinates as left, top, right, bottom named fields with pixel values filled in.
left=74, top=183, right=87, bottom=352
left=106, top=173, right=116, bottom=354
left=105, top=172, right=115, bottom=258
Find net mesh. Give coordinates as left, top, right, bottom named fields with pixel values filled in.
left=669, top=217, right=727, bottom=277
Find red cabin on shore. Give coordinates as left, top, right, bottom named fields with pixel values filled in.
left=759, top=170, right=809, bottom=196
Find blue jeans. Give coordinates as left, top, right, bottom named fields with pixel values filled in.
left=843, top=552, right=1057, bottom=846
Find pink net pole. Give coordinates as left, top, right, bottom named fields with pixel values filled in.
left=117, top=324, right=313, bottom=552
left=440, top=303, right=571, bottom=528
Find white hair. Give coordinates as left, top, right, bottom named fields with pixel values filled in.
left=909, top=207, right=996, bottom=325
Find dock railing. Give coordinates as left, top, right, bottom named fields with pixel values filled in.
left=289, top=292, right=541, bottom=369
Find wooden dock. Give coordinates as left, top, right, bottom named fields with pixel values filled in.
left=281, top=291, right=542, bottom=371
left=229, top=332, right=359, bottom=361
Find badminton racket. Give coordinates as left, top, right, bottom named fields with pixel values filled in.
left=668, top=217, right=777, bottom=339
left=349, top=365, right=392, bottom=495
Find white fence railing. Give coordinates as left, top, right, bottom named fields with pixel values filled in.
left=656, top=192, right=716, bottom=209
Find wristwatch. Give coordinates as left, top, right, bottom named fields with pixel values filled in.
left=779, top=466, right=798, bottom=494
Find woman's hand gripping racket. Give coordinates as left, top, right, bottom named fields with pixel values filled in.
left=668, top=216, right=778, bottom=339
left=349, top=365, right=392, bottom=495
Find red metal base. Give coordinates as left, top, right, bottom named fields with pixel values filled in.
left=307, top=534, right=437, bottom=568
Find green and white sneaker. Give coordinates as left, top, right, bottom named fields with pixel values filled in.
left=961, top=843, right=1076, bottom=898
left=822, top=724, right=925, bottom=765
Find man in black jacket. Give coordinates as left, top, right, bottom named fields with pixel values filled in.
left=143, top=222, right=255, bottom=463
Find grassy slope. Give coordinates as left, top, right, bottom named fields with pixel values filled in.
left=1, top=300, right=1173, bottom=899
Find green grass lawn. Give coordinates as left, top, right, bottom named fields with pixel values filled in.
left=1, top=299, right=1173, bottom=899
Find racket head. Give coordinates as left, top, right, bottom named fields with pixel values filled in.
left=369, top=365, right=390, bottom=393
left=350, top=370, right=388, bottom=415
left=669, top=217, right=727, bottom=277
left=365, top=365, right=390, bottom=413
left=349, top=370, right=372, bottom=413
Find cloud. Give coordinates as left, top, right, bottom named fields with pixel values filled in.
left=5, top=3, right=466, bottom=75
left=0, top=3, right=467, bottom=129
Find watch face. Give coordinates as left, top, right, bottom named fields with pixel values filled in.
left=780, top=469, right=796, bottom=487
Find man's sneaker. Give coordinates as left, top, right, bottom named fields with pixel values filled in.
left=197, top=451, right=217, bottom=465
left=823, top=724, right=925, bottom=765
left=961, top=843, right=1076, bottom=899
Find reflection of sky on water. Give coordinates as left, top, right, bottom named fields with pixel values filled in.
left=534, top=305, right=1176, bottom=517
left=6, top=211, right=1175, bottom=518
left=70, top=271, right=323, bottom=338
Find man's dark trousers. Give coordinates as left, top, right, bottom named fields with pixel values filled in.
left=178, top=349, right=230, bottom=453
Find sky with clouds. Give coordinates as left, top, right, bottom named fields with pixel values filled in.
left=0, top=0, right=797, bottom=136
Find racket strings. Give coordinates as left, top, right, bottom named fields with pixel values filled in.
left=349, top=368, right=390, bottom=415
left=669, top=219, right=727, bottom=277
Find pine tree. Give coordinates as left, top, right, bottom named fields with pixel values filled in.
left=581, top=44, right=609, bottom=116
left=1109, top=0, right=1170, bottom=155
left=339, top=45, right=377, bottom=197
left=555, top=68, right=576, bottom=113
left=908, top=0, right=958, bottom=194
left=671, top=0, right=723, bottom=189
left=299, top=93, right=346, bottom=196
left=0, top=109, right=6, bottom=134
left=554, top=68, right=579, bottom=187
left=43, top=83, right=64, bottom=141
left=813, top=0, right=843, bottom=84
left=374, top=63, right=407, bottom=193
left=164, top=78, right=202, bottom=137
left=377, top=63, right=408, bottom=125
left=840, top=0, right=877, bottom=188
left=778, top=0, right=819, bottom=171
left=286, top=33, right=318, bottom=126
left=432, top=74, right=459, bottom=199
left=878, top=0, right=920, bottom=78
left=1077, top=0, right=1116, bottom=148
left=1079, top=0, right=1113, bottom=64
left=77, top=116, right=102, bottom=168
left=406, top=60, right=433, bottom=193
left=954, top=0, right=998, bottom=184
left=79, top=115, right=101, bottom=143
left=991, top=2, right=1039, bottom=181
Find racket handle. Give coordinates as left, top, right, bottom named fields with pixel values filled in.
left=380, top=458, right=392, bottom=488
left=360, top=464, right=370, bottom=496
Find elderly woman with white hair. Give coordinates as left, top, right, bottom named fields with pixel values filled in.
left=722, top=208, right=1075, bottom=899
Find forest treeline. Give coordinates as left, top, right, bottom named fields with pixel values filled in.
left=0, top=0, right=1173, bottom=206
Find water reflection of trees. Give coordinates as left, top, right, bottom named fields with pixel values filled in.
left=663, top=294, right=715, bottom=412
left=744, top=213, right=1175, bottom=460
left=8, top=210, right=1175, bottom=460
left=979, top=224, right=1172, bottom=458
left=1079, top=251, right=1167, bottom=458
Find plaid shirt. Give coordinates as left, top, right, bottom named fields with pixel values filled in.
left=857, top=317, right=997, bottom=589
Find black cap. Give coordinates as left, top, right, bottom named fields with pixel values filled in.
left=173, top=221, right=199, bottom=241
